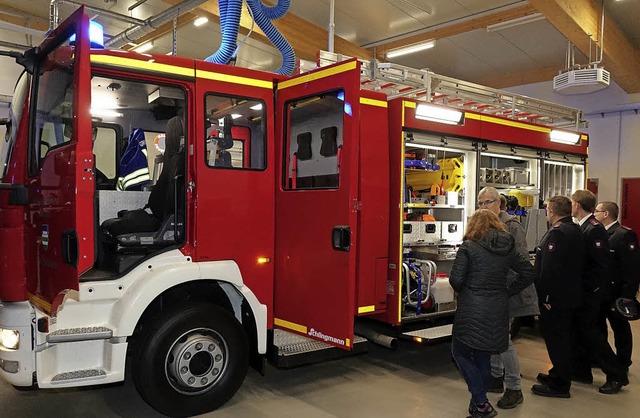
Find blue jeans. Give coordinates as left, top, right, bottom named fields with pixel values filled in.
left=452, top=337, right=492, bottom=406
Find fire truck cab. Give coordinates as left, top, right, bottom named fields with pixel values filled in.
left=0, top=8, right=588, bottom=417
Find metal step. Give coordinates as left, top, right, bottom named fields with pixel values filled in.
left=402, top=324, right=453, bottom=343
left=270, top=329, right=368, bottom=368
left=51, top=369, right=107, bottom=384
left=47, top=327, right=113, bottom=343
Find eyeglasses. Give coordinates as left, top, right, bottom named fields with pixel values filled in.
left=477, top=199, right=497, bottom=207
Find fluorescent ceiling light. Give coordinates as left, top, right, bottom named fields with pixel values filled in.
left=486, top=13, right=545, bottom=32
left=194, top=17, right=208, bottom=27
left=91, top=108, right=123, bottom=118
left=415, top=103, right=465, bottom=125
left=250, top=103, right=263, bottom=111
left=386, top=40, right=435, bottom=59
left=133, top=42, right=153, bottom=53
left=550, top=129, right=581, bottom=145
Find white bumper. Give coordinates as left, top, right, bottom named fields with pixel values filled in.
left=0, top=301, right=35, bottom=386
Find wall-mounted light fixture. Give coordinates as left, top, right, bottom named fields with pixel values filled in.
left=486, top=13, right=545, bottom=32
left=194, top=17, right=208, bottom=27
left=415, top=103, right=465, bottom=125
left=386, top=40, right=435, bottom=59
left=549, top=129, right=581, bottom=145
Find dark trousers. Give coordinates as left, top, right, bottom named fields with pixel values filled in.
left=451, top=338, right=492, bottom=406
left=573, top=292, right=626, bottom=380
left=539, top=305, right=573, bottom=391
left=599, top=300, right=633, bottom=371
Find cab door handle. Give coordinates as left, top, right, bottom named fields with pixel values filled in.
left=331, top=226, right=351, bottom=252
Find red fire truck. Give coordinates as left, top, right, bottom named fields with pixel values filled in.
left=0, top=8, right=588, bottom=417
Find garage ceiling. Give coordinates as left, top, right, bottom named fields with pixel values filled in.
left=1, top=0, right=639, bottom=93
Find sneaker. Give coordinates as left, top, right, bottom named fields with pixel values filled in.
left=488, top=376, right=504, bottom=393
left=468, top=402, right=498, bottom=418
left=497, top=389, right=523, bottom=409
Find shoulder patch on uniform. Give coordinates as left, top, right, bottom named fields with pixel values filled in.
left=589, top=218, right=600, bottom=225
left=547, top=242, right=556, bottom=252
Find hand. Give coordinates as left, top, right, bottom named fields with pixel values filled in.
left=543, top=303, right=551, bottom=311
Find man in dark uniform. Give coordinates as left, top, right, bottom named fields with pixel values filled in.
left=594, top=201, right=640, bottom=373
left=531, top=195, right=584, bottom=398
left=570, top=190, right=628, bottom=394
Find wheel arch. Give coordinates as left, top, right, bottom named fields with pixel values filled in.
left=110, top=260, right=267, bottom=354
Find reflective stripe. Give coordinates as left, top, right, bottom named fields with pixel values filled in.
left=90, top=54, right=195, bottom=78
left=360, top=97, right=387, bottom=108
left=464, top=112, right=550, bottom=133
left=358, top=305, right=375, bottom=314
left=196, top=69, right=273, bottom=89
left=117, top=168, right=151, bottom=191
left=278, top=61, right=357, bottom=90
left=274, top=318, right=307, bottom=334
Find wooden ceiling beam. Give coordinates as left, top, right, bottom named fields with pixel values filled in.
left=371, top=4, right=538, bottom=59
left=529, top=0, right=640, bottom=93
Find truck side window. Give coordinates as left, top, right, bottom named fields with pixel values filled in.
left=283, top=90, right=344, bottom=190
left=204, top=94, right=266, bottom=170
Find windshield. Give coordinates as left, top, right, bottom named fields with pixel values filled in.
left=1, top=71, right=29, bottom=180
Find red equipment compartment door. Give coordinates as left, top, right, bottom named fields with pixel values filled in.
left=24, top=7, right=93, bottom=308
left=274, top=59, right=361, bottom=349
left=621, top=178, right=640, bottom=233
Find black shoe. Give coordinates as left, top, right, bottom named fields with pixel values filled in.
left=571, top=373, right=593, bottom=384
left=536, top=372, right=552, bottom=385
left=620, top=374, right=630, bottom=386
left=599, top=380, right=623, bottom=394
left=531, top=384, right=571, bottom=398
left=487, top=376, right=504, bottom=393
left=497, top=389, right=523, bottom=409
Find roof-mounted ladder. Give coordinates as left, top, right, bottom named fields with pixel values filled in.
left=318, top=50, right=586, bottom=130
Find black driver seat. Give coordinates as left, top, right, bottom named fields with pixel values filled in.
left=101, top=116, right=184, bottom=247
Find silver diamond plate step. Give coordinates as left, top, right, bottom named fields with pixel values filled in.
left=274, top=329, right=366, bottom=357
left=47, top=326, right=113, bottom=343
left=51, top=369, right=107, bottom=384
left=402, top=324, right=453, bottom=341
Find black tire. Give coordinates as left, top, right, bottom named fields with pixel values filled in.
left=132, top=303, right=249, bottom=417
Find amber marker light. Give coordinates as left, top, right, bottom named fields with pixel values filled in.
left=257, top=257, right=271, bottom=264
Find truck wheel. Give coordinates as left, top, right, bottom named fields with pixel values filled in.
left=132, top=303, right=249, bottom=417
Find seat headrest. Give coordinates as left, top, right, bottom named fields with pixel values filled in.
left=165, top=116, right=183, bottom=155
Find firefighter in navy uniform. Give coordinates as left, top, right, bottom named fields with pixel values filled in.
left=570, top=190, right=628, bottom=394
left=531, top=196, right=584, bottom=398
left=594, top=201, right=640, bottom=373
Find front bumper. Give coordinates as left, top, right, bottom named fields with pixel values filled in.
left=0, top=301, right=35, bottom=386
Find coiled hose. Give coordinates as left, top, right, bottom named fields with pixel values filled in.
left=246, top=0, right=295, bottom=75
left=204, top=0, right=243, bottom=64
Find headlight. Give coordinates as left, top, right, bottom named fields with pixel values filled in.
left=0, top=329, right=19, bottom=350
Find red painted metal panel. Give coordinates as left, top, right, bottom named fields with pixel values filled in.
left=22, top=8, right=94, bottom=308
left=621, top=178, right=640, bottom=233
left=0, top=81, right=30, bottom=301
left=356, top=91, right=390, bottom=314
left=274, top=59, right=361, bottom=348
left=194, top=60, right=276, bottom=323
left=398, top=98, right=588, bottom=157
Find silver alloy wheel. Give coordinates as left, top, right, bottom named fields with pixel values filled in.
left=165, top=328, right=228, bottom=395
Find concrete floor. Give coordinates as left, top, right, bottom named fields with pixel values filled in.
left=1, top=321, right=638, bottom=417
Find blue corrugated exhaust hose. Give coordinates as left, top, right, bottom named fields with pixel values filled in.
left=246, top=0, right=295, bottom=75
left=204, top=0, right=243, bottom=64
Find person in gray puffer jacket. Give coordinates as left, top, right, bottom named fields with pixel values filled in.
left=450, top=209, right=535, bottom=418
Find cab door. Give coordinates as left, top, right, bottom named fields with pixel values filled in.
left=274, top=60, right=361, bottom=349
left=24, top=7, right=93, bottom=307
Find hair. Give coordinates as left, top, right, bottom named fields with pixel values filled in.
left=478, top=187, right=500, bottom=201
left=571, top=189, right=597, bottom=213
left=499, top=195, right=507, bottom=211
left=464, top=209, right=507, bottom=241
left=598, top=201, right=619, bottom=220
left=547, top=195, right=572, bottom=218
